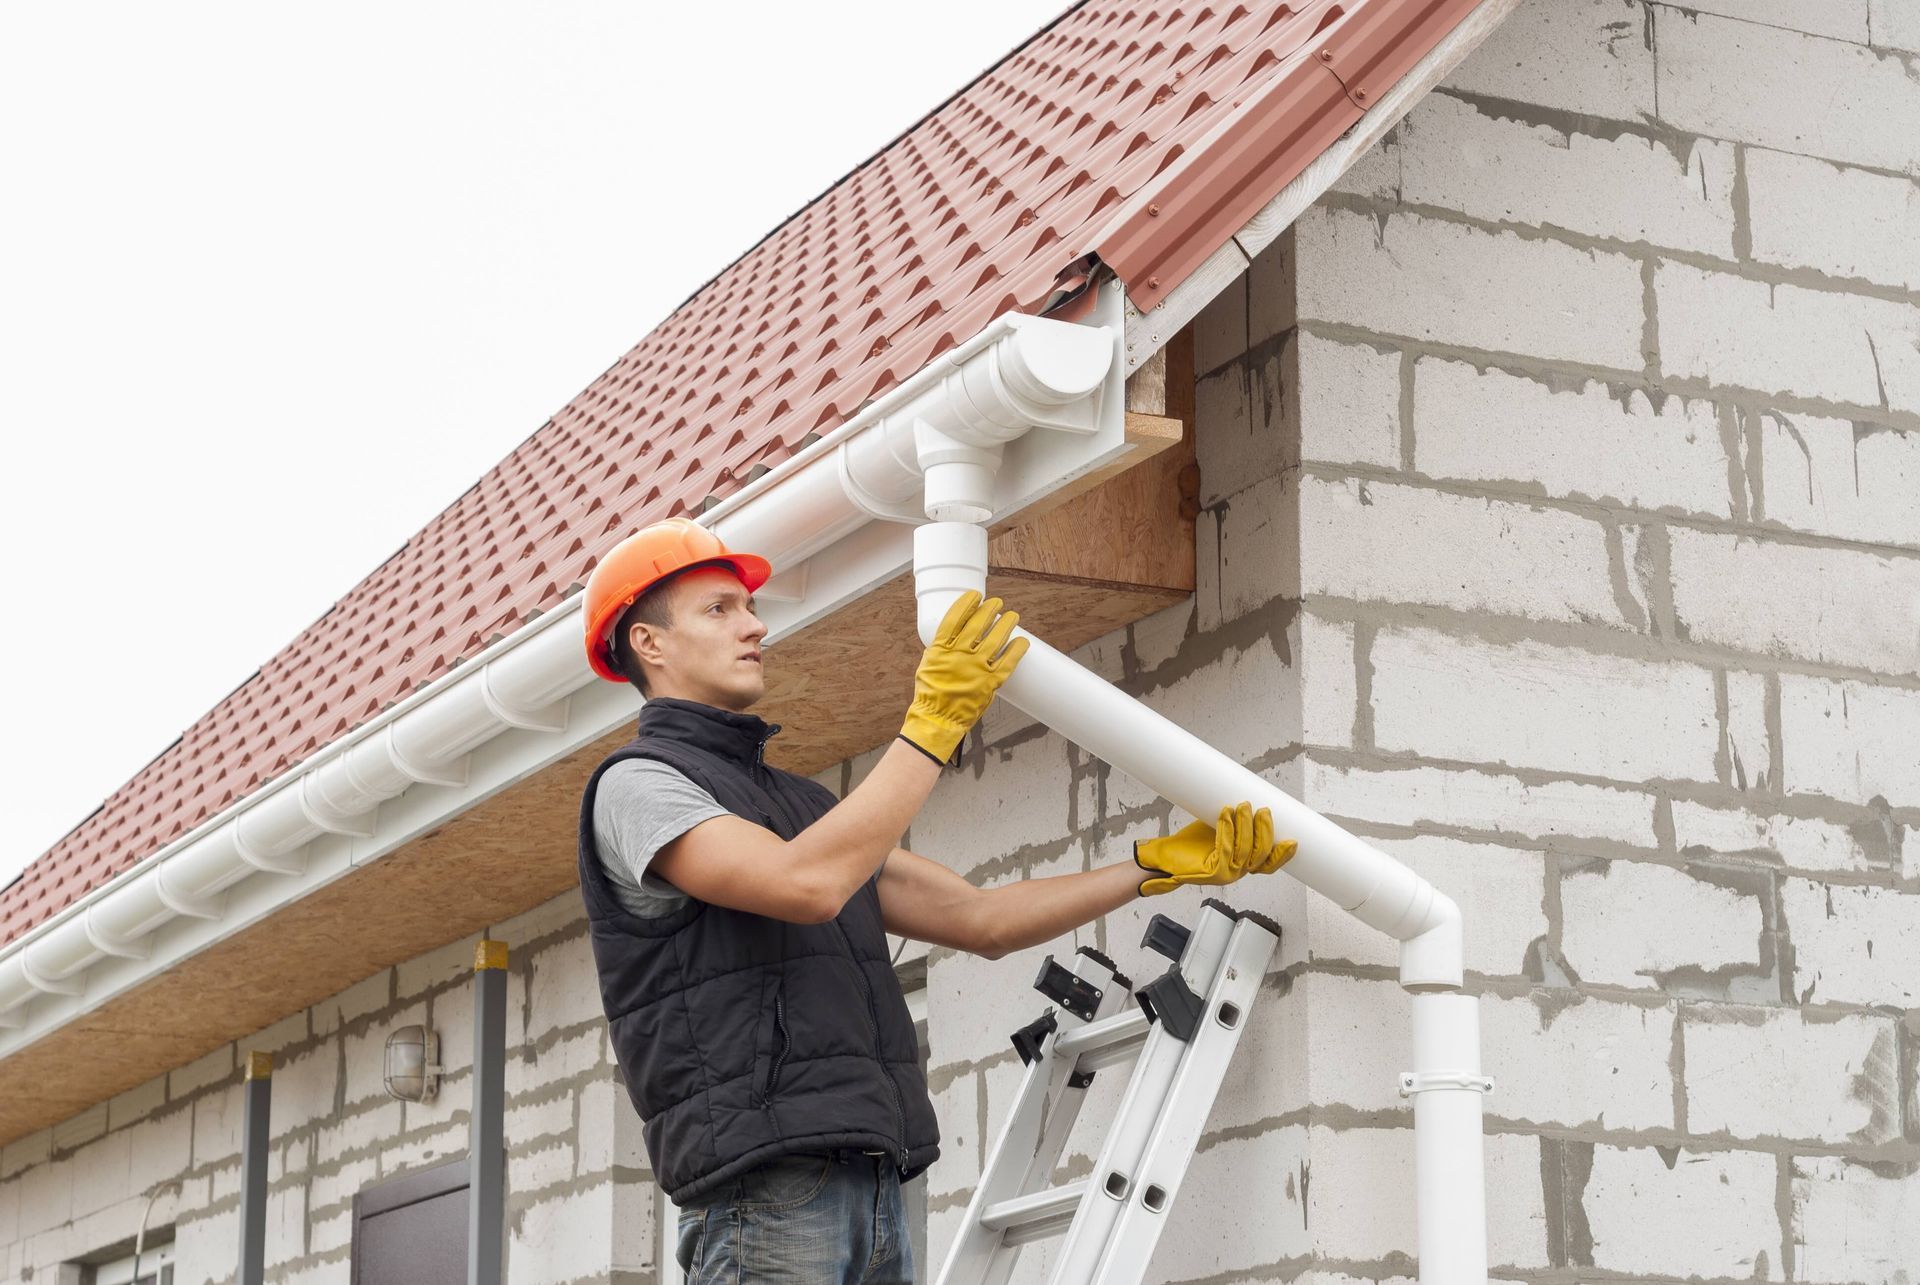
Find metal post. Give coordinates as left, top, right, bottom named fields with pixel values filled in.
left=469, top=940, right=508, bottom=1285
left=236, top=1051, right=272, bottom=1285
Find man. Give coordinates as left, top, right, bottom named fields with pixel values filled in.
left=576, top=518, right=1294, bottom=1284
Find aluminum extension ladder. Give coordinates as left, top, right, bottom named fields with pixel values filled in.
left=935, top=899, right=1280, bottom=1285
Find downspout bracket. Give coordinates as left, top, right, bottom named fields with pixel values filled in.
left=1398, top=1069, right=1495, bottom=1097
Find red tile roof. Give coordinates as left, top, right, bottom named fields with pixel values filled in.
left=5, top=0, right=1481, bottom=946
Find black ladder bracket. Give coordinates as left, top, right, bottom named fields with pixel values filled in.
left=1010, top=1009, right=1058, bottom=1065
left=1034, top=955, right=1104, bottom=1022
left=1136, top=968, right=1204, bottom=1043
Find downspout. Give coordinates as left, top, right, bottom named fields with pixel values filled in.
left=907, top=396, right=1490, bottom=1281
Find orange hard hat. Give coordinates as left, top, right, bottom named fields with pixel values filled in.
left=582, top=518, right=772, bottom=683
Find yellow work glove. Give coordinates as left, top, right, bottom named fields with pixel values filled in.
left=1134, top=801, right=1297, bottom=897
left=898, top=590, right=1029, bottom=763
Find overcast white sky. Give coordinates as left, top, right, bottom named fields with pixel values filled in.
left=0, top=1, right=1063, bottom=882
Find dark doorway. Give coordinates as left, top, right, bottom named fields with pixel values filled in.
left=352, top=1155, right=468, bottom=1285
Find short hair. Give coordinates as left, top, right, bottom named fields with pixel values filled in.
left=610, top=571, right=689, bottom=697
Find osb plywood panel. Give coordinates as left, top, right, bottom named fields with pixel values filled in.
left=0, top=416, right=1195, bottom=1145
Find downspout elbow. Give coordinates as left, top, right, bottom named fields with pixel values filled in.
left=1399, top=889, right=1464, bottom=992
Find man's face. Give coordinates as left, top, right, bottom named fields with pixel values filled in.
left=630, top=565, right=769, bottom=710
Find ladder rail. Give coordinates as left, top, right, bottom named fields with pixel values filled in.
left=1088, top=915, right=1280, bottom=1285
left=1046, top=906, right=1239, bottom=1284
left=935, top=948, right=1131, bottom=1285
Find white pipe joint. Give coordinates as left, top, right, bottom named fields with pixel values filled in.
left=914, top=423, right=1004, bottom=524
left=913, top=523, right=989, bottom=643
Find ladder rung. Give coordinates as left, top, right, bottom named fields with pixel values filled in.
left=1054, top=1009, right=1149, bottom=1072
left=979, top=1179, right=1089, bottom=1245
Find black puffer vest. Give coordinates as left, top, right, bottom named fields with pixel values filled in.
left=576, top=697, right=940, bottom=1204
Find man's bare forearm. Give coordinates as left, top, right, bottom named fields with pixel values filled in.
left=971, top=861, right=1140, bottom=958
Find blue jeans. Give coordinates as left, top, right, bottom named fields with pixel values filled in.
left=676, top=1150, right=914, bottom=1283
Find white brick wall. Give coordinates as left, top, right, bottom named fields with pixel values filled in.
left=1296, top=204, right=1647, bottom=368
left=1582, top=1144, right=1781, bottom=1279
left=1656, top=8, right=1920, bottom=174
left=1791, top=1155, right=1920, bottom=1284
left=1745, top=146, right=1920, bottom=291
left=1761, top=411, right=1920, bottom=550
left=1414, top=359, right=1734, bottom=518
left=1560, top=859, right=1765, bottom=988
left=1368, top=628, right=1720, bottom=784
left=1683, top=1006, right=1897, bottom=1143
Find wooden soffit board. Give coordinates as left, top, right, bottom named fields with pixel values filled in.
left=0, top=359, right=1197, bottom=1144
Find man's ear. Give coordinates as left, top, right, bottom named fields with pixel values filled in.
left=627, top=618, right=669, bottom=669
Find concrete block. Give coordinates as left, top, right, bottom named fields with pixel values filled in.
left=124, top=1104, right=193, bottom=1197
left=1791, top=1155, right=1920, bottom=1283
left=1194, top=340, right=1286, bottom=508
left=1141, top=633, right=1295, bottom=768
left=1300, top=474, right=1630, bottom=628
left=430, top=984, right=475, bottom=1080
left=1207, top=975, right=1349, bottom=1132
left=1414, top=359, right=1732, bottom=518
left=191, top=1085, right=242, bottom=1169
left=16, top=1156, right=72, bottom=1237
left=1657, top=8, right=1920, bottom=175
left=506, top=1139, right=573, bottom=1195
left=169, top=1044, right=235, bottom=1100
left=1217, top=473, right=1294, bottom=624
left=1655, top=261, right=1920, bottom=413
left=1, top=1128, right=50, bottom=1180
left=67, top=1130, right=130, bottom=1219
left=505, top=1027, right=605, bottom=1100
left=1147, top=1127, right=1311, bottom=1280
left=1369, top=627, right=1721, bottom=785
left=1685, top=1006, right=1898, bottom=1143
left=1308, top=834, right=1548, bottom=978
left=316, top=1101, right=401, bottom=1167
left=927, top=1072, right=980, bottom=1202
left=525, top=932, right=602, bottom=1041
left=1584, top=1144, right=1781, bottom=1278
left=1871, top=0, right=1920, bottom=51
left=1302, top=757, right=1658, bottom=848
left=1442, top=0, right=1656, bottom=120
left=396, top=933, right=482, bottom=1001
left=271, top=1041, right=341, bottom=1139
left=505, top=1091, right=575, bottom=1150
left=575, top=1077, right=646, bottom=1178
left=1561, top=858, right=1764, bottom=988
left=1296, top=331, right=1402, bottom=470
left=509, top=1189, right=611, bottom=1285
left=1297, top=1126, right=1545, bottom=1265
left=1747, top=147, right=1920, bottom=291
left=1782, top=876, right=1920, bottom=1008
left=1399, top=92, right=1737, bottom=256
left=1481, top=993, right=1674, bottom=1131
left=1780, top=674, right=1920, bottom=808
left=1297, top=205, right=1646, bottom=369
left=51, top=1102, right=107, bottom=1154
left=495, top=890, right=586, bottom=952
left=380, top=1122, right=467, bottom=1179
left=265, top=1182, right=307, bottom=1268
left=1672, top=799, right=1879, bottom=873
left=1298, top=613, right=1357, bottom=749
left=106, top=1074, right=168, bottom=1133
left=1659, top=0, right=1871, bottom=41
left=1670, top=527, right=1920, bottom=674
left=310, top=1155, right=379, bottom=1214
left=1762, top=413, right=1920, bottom=550
left=908, top=732, right=1074, bottom=876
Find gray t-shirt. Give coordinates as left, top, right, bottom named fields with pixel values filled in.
left=592, top=759, right=728, bottom=917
